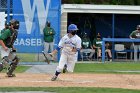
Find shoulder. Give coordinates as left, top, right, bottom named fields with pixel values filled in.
left=3, top=29, right=11, bottom=34
left=75, top=35, right=81, bottom=41
left=51, top=27, right=55, bottom=30
left=61, top=34, right=68, bottom=40
left=131, top=30, right=137, bottom=33
left=63, top=34, right=68, bottom=38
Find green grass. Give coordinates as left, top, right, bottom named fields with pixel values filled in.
left=0, top=87, right=139, bottom=93
left=17, top=53, right=37, bottom=62
left=74, top=62, right=140, bottom=74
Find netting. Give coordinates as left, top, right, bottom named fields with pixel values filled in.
left=0, top=0, right=12, bottom=10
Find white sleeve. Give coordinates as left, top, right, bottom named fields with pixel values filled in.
left=76, top=37, right=82, bottom=50
left=58, top=37, right=64, bottom=48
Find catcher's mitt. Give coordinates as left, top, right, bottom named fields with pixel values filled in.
left=42, top=51, right=54, bottom=64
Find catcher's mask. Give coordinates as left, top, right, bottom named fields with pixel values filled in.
left=9, top=19, right=20, bottom=29
left=5, top=22, right=9, bottom=29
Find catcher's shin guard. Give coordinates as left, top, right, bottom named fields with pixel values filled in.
left=0, top=56, right=10, bottom=71
left=0, top=63, right=3, bottom=72
left=7, top=56, right=19, bottom=77
left=3, top=56, right=10, bottom=63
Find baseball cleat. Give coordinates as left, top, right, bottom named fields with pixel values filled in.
left=6, top=73, right=16, bottom=77
left=51, top=75, right=57, bottom=81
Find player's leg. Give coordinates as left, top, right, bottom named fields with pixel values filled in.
left=67, top=55, right=77, bottom=72
left=51, top=53, right=67, bottom=81
left=50, top=42, right=54, bottom=53
left=0, top=63, right=3, bottom=72
left=134, top=45, right=138, bottom=61
left=0, top=48, right=11, bottom=72
left=6, top=51, right=20, bottom=77
left=80, top=49, right=84, bottom=60
left=105, top=49, right=112, bottom=61
left=97, top=48, right=101, bottom=61
left=88, top=49, right=95, bottom=60
left=44, top=42, right=49, bottom=53
left=138, top=45, right=140, bottom=61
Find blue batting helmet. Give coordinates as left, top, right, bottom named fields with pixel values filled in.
left=68, top=24, right=78, bottom=32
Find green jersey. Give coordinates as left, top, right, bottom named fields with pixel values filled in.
left=93, top=39, right=102, bottom=48
left=43, top=27, right=55, bottom=42
left=130, top=30, right=140, bottom=38
left=82, top=38, right=92, bottom=49
left=0, top=28, right=18, bottom=48
left=130, top=30, right=140, bottom=44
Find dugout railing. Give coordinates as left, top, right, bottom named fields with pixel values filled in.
left=102, top=38, right=140, bottom=63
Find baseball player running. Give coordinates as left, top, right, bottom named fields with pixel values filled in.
left=49, top=24, right=81, bottom=81
left=0, top=19, right=20, bottom=77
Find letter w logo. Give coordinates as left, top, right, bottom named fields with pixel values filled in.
left=21, top=0, right=51, bottom=34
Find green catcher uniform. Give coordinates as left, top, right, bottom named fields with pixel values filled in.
left=0, top=20, right=19, bottom=77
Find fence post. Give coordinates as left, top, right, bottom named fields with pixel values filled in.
left=102, top=38, right=105, bottom=63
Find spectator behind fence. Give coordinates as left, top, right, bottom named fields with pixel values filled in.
left=43, top=21, right=56, bottom=53
left=80, top=33, right=95, bottom=60
left=129, top=25, right=140, bottom=61
left=93, top=33, right=112, bottom=61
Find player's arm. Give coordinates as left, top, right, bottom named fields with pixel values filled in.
left=72, top=38, right=81, bottom=52
left=0, top=40, right=8, bottom=51
left=92, top=40, right=97, bottom=49
left=129, top=31, right=135, bottom=39
left=50, top=37, right=64, bottom=56
left=51, top=46, right=62, bottom=56
left=0, top=30, right=10, bottom=51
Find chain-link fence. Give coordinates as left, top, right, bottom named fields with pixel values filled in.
left=0, top=0, right=13, bottom=11
left=0, top=0, right=45, bottom=62
left=0, top=0, right=61, bottom=62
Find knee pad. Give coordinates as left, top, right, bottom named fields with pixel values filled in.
left=12, top=56, right=20, bottom=64
left=7, top=62, right=17, bottom=75
left=2, top=56, right=10, bottom=63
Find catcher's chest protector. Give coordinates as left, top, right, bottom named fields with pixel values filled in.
left=6, top=29, right=18, bottom=47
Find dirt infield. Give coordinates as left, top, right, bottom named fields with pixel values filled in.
left=0, top=73, right=140, bottom=89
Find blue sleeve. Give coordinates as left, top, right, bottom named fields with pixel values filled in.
left=56, top=46, right=62, bottom=51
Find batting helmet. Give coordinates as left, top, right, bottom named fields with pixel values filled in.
left=68, top=24, right=78, bottom=32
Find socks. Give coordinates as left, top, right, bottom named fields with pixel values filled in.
left=55, top=71, right=61, bottom=76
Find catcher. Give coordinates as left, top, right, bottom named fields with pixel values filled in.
left=0, top=19, right=20, bottom=77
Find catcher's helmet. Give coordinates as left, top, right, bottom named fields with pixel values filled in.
left=68, top=24, right=78, bottom=32
left=5, top=22, right=9, bottom=29
left=9, top=19, right=20, bottom=29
